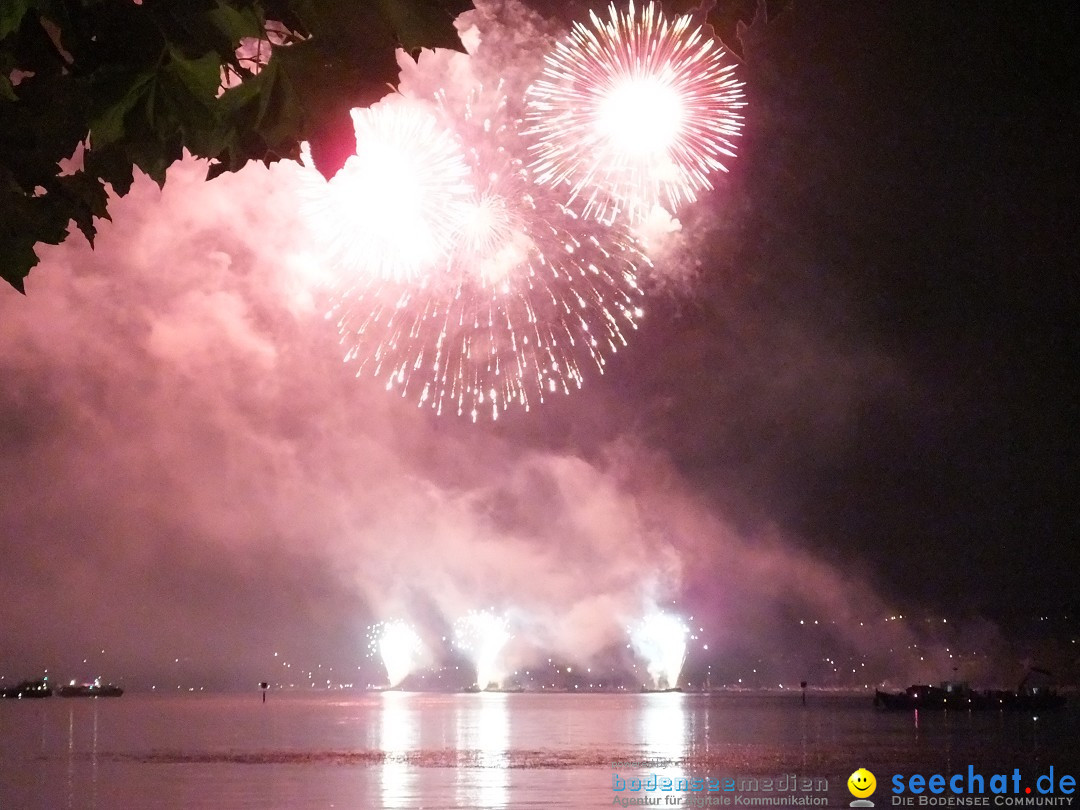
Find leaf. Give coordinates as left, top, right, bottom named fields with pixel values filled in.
left=0, top=71, right=89, bottom=191
left=54, top=171, right=110, bottom=244
left=6, top=13, right=67, bottom=79
left=0, top=242, right=33, bottom=292
left=154, top=1, right=260, bottom=69
left=87, top=69, right=154, bottom=148
left=83, top=145, right=136, bottom=196
left=86, top=43, right=223, bottom=181
left=157, top=46, right=226, bottom=155
left=0, top=0, right=35, bottom=41
left=216, top=25, right=401, bottom=180
left=273, top=37, right=400, bottom=177
left=206, top=2, right=265, bottom=43
left=163, top=46, right=222, bottom=101
left=211, top=49, right=303, bottom=174
left=214, top=76, right=268, bottom=156
left=125, top=131, right=183, bottom=188
left=0, top=172, right=73, bottom=293
left=0, top=0, right=483, bottom=290
left=375, top=0, right=467, bottom=55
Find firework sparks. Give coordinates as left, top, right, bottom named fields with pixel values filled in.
left=368, top=620, right=425, bottom=688
left=303, top=100, right=473, bottom=284
left=525, top=1, right=745, bottom=224
left=328, top=86, right=647, bottom=421
left=630, top=611, right=689, bottom=690
left=454, top=609, right=512, bottom=690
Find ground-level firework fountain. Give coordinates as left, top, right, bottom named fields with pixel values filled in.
left=630, top=612, right=690, bottom=690
left=454, top=610, right=511, bottom=690
left=368, top=620, right=425, bottom=688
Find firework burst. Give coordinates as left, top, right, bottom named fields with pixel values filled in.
left=328, top=85, right=647, bottom=421
left=303, top=100, right=473, bottom=284
left=525, top=1, right=745, bottom=224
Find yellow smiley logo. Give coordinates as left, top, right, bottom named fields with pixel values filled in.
left=848, top=768, right=877, bottom=798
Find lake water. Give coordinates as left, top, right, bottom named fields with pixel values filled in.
left=1, top=692, right=1077, bottom=808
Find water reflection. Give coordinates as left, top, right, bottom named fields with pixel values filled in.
left=61, top=702, right=100, bottom=809
left=91, top=702, right=99, bottom=809
left=639, top=693, right=688, bottom=785
left=379, top=691, right=419, bottom=809
left=0, top=691, right=1073, bottom=809
left=455, top=692, right=510, bottom=808
left=67, top=705, right=75, bottom=810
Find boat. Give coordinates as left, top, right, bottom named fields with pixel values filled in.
left=0, top=679, right=53, bottom=699
left=56, top=679, right=123, bottom=698
left=874, top=679, right=1065, bottom=711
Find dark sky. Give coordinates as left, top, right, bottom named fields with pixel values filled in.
left=717, top=1, right=1080, bottom=618
left=713, top=1, right=1078, bottom=616
left=0, top=1, right=1077, bottom=689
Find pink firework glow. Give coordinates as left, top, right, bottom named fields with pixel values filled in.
left=327, top=86, right=647, bottom=421
left=525, top=1, right=746, bottom=224
left=302, top=101, right=473, bottom=284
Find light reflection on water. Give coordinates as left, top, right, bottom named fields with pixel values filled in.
left=640, top=692, right=688, bottom=781
left=0, top=692, right=1076, bottom=809
left=379, top=691, right=417, bottom=808
left=65, top=705, right=74, bottom=810
left=60, top=701, right=99, bottom=810
left=455, top=691, right=509, bottom=808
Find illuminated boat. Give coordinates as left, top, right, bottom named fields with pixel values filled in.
left=0, top=679, right=52, bottom=699
left=56, top=678, right=123, bottom=697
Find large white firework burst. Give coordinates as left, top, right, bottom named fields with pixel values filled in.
left=525, top=1, right=746, bottom=224
left=329, top=85, right=647, bottom=421
left=303, top=100, right=474, bottom=284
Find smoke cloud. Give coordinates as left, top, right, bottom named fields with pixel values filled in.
left=0, top=1, right=1034, bottom=692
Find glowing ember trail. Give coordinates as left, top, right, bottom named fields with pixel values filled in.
left=454, top=609, right=512, bottom=690
left=328, top=86, right=647, bottom=421
left=303, top=101, right=473, bottom=283
left=630, top=611, right=689, bottom=690
left=368, top=620, right=425, bottom=688
left=525, top=1, right=746, bottom=224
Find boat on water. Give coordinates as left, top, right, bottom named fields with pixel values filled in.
left=874, top=680, right=1065, bottom=711
left=56, top=678, right=123, bottom=698
left=0, top=679, right=52, bottom=699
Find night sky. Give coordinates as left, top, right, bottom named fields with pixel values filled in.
left=618, top=1, right=1080, bottom=618
left=0, top=1, right=1077, bottom=690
